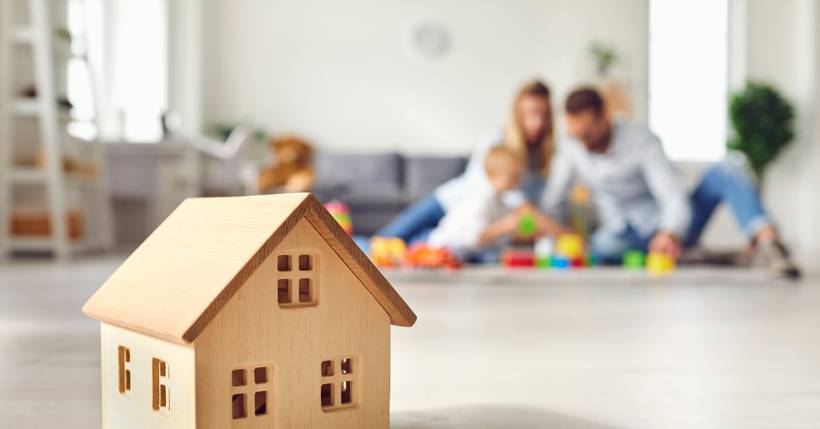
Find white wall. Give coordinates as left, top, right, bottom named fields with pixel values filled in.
left=168, top=0, right=202, bottom=136
left=200, top=0, right=648, bottom=155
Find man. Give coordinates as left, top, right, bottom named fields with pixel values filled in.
left=542, top=87, right=799, bottom=278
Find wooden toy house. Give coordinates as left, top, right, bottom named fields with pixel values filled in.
left=82, top=193, right=417, bottom=428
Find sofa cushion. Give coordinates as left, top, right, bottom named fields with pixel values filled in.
left=314, top=151, right=403, bottom=186
left=403, top=155, right=467, bottom=202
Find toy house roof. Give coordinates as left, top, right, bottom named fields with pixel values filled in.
left=82, top=193, right=416, bottom=344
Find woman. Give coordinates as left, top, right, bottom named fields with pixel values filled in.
left=377, top=80, right=556, bottom=243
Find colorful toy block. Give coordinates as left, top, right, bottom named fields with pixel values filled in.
left=324, top=200, right=353, bottom=235
left=534, top=236, right=554, bottom=269
left=550, top=255, right=571, bottom=269
left=403, top=244, right=462, bottom=270
left=370, top=237, right=407, bottom=268
left=646, top=251, right=676, bottom=275
left=556, top=234, right=584, bottom=260
left=622, top=250, right=646, bottom=269
left=501, top=249, right=535, bottom=268
left=517, top=213, right=537, bottom=238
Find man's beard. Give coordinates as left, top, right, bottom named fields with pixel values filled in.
left=589, top=125, right=612, bottom=153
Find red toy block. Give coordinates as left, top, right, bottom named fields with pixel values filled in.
left=501, top=250, right=535, bottom=268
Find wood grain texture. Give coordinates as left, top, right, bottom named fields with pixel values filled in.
left=194, top=219, right=391, bottom=428
left=82, top=193, right=415, bottom=345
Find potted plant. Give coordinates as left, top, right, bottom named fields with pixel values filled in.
left=727, top=82, right=795, bottom=179
left=590, top=42, right=617, bottom=78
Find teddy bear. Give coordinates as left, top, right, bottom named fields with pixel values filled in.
left=257, top=135, right=316, bottom=193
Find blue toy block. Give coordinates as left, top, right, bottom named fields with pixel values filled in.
left=550, top=255, right=570, bottom=269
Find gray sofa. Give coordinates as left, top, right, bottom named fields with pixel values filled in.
left=311, top=152, right=467, bottom=235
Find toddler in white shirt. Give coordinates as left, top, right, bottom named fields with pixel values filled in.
left=428, top=145, right=565, bottom=261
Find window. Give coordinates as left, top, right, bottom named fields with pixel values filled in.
left=649, top=0, right=729, bottom=161
left=151, top=358, right=170, bottom=412
left=276, top=254, right=317, bottom=307
left=117, top=346, right=132, bottom=394
left=65, top=0, right=169, bottom=142
left=231, top=366, right=272, bottom=421
left=320, top=357, right=356, bottom=411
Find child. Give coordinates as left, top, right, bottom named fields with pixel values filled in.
left=428, top=145, right=565, bottom=262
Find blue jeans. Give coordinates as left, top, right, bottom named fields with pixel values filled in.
left=376, top=195, right=446, bottom=243
left=590, top=162, right=771, bottom=264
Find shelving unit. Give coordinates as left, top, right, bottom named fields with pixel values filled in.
left=0, top=0, right=113, bottom=260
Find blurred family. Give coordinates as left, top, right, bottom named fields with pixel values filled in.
left=378, top=80, right=800, bottom=278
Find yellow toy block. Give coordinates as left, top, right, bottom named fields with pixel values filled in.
left=370, top=237, right=407, bottom=267
left=646, top=251, right=676, bottom=275
left=555, top=234, right=584, bottom=259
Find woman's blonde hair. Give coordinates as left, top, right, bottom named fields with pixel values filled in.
left=503, top=80, right=555, bottom=177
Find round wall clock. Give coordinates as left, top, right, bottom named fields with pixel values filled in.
left=411, top=20, right=451, bottom=59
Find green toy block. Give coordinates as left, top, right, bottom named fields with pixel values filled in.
left=536, top=256, right=551, bottom=268
left=518, top=213, right=537, bottom=237
left=622, top=249, right=646, bottom=269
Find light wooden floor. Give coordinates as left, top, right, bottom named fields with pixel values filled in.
left=1, top=257, right=819, bottom=428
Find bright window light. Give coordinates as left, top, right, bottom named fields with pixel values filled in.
left=649, top=0, right=728, bottom=161
left=65, top=0, right=167, bottom=142
left=108, top=0, right=168, bottom=142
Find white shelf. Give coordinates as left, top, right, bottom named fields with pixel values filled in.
left=8, top=168, right=104, bottom=189
left=10, top=27, right=34, bottom=43
left=2, top=0, right=113, bottom=260
left=12, top=98, right=76, bottom=120
left=11, top=98, right=39, bottom=116
left=8, top=236, right=108, bottom=253
left=7, top=168, right=46, bottom=183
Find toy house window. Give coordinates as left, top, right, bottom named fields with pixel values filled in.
left=320, top=357, right=356, bottom=412
left=276, top=253, right=317, bottom=307
left=231, top=366, right=272, bottom=421
left=117, top=346, right=132, bottom=394
left=152, top=358, right=170, bottom=412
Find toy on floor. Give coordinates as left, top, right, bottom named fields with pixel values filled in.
left=506, top=233, right=593, bottom=270
left=501, top=248, right=535, bottom=268
left=370, top=236, right=407, bottom=267
left=555, top=234, right=584, bottom=259
left=622, top=249, right=646, bottom=270
left=534, top=236, right=554, bottom=267
left=553, top=233, right=587, bottom=269
left=325, top=200, right=353, bottom=235
left=403, top=243, right=462, bottom=270
left=569, top=184, right=592, bottom=240
left=646, top=251, right=676, bottom=275
left=550, top=255, right=571, bottom=269
left=517, top=213, right=537, bottom=240
left=257, top=135, right=316, bottom=193
left=82, top=193, right=416, bottom=428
